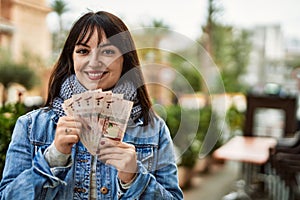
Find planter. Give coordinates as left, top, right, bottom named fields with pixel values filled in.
left=193, top=157, right=210, bottom=174
left=178, top=166, right=193, bottom=189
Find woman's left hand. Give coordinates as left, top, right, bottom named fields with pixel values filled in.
left=98, top=137, right=137, bottom=183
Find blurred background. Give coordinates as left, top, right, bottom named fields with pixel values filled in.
left=1, top=0, right=300, bottom=199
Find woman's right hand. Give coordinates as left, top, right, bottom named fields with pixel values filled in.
left=54, top=116, right=82, bottom=154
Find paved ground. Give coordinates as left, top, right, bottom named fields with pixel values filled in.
left=183, top=161, right=241, bottom=200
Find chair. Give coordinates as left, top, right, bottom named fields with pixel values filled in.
left=268, top=134, right=300, bottom=200
left=240, top=93, right=298, bottom=198
left=244, top=94, right=297, bottom=137
left=274, top=131, right=300, bottom=153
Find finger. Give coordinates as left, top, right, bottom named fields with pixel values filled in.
left=59, top=116, right=81, bottom=124
left=100, top=138, right=131, bottom=148
left=64, top=127, right=82, bottom=135
left=57, top=125, right=81, bottom=135
left=58, top=134, right=80, bottom=144
left=98, top=146, right=136, bottom=157
left=104, top=158, right=137, bottom=173
left=59, top=121, right=82, bottom=131
left=98, top=151, right=125, bottom=160
left=65, top=127, right=72, bottom=134
left=100, top=137, right=120, bottom=146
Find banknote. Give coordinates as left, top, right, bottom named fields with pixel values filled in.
left=62, top=90, right=133, bottom=155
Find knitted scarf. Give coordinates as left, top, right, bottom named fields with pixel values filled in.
left=52, top=74, right=142, bottom=121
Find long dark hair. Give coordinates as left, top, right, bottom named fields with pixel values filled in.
left=45, top=11, right=153, bottom=124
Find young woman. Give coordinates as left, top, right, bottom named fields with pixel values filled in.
left=0, top=11, right=183, bottom=199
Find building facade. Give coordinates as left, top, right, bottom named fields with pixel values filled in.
left=0, top=0, right=52, bottom=63
left=0, top=0, right=52, bottom=105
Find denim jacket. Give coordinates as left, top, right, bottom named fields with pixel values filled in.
left=0, top=108, right=183, bottom=199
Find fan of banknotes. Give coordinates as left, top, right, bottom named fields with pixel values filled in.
left=62, top=89, right=133, bottom=155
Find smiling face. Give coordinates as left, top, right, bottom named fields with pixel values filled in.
left=73, top=28, right=124, bottom=90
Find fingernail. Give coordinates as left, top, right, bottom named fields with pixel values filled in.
left=100, top=141, right=105, bottom=145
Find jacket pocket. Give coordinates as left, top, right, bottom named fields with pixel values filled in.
left=135, top=145, right=156, bottom=172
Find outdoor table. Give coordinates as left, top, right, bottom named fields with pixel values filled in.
left=213, top=135, right=277, bottom=164
left=213, top=135, right=277, bottom=199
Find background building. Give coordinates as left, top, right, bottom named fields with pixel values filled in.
left=0, top=0, right=52, bottom=63
left=244, top=24, right=300, bottom=94
left=0, top=0, right=52, bottom=105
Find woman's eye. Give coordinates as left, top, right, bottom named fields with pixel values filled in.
left=102, top=49, right=115, bottom=55
left=75, top=48, right=89, bottom=55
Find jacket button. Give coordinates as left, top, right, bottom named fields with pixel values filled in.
left=74, top=187, right=86, bottom=193
left=100, top=186, right=108, bottom=194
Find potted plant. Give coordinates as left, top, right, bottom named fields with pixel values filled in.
left=161, top=104, right=220, bottom=188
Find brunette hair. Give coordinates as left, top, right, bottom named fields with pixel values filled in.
left=45, top=11, right=153, bottom=124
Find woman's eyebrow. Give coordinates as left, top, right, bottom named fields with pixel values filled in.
left=98, top=42, right=113, bottom=48
left=75, top=43, right=90, bottom=47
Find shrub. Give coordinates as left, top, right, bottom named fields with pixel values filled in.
left=0, top=103, right=27, bottom=179
left=163, top=104, right=220, bottom=168
left=0, top=61, right=37, bottom=89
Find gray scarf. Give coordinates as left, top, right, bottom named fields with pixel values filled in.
left=52, top=74, right=142, bottom=121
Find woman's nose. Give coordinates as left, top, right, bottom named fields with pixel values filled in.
left=88, top=50, right=103, bottom=68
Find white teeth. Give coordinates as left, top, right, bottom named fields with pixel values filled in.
left=88, top=72, right=103, bottom=77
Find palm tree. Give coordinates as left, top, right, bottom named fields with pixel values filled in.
left=50, top=0, right=69, bottom=54
left=51, top=0, right=69, bottom=35
left=134, top=19, right=170, bottom=63
left=200, top=0, right=251, bottom=93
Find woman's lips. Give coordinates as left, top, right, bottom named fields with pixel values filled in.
left=86, top=71, right=108, bottom=80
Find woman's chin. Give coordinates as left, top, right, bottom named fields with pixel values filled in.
left=85, top=84, right=101, bottom=90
